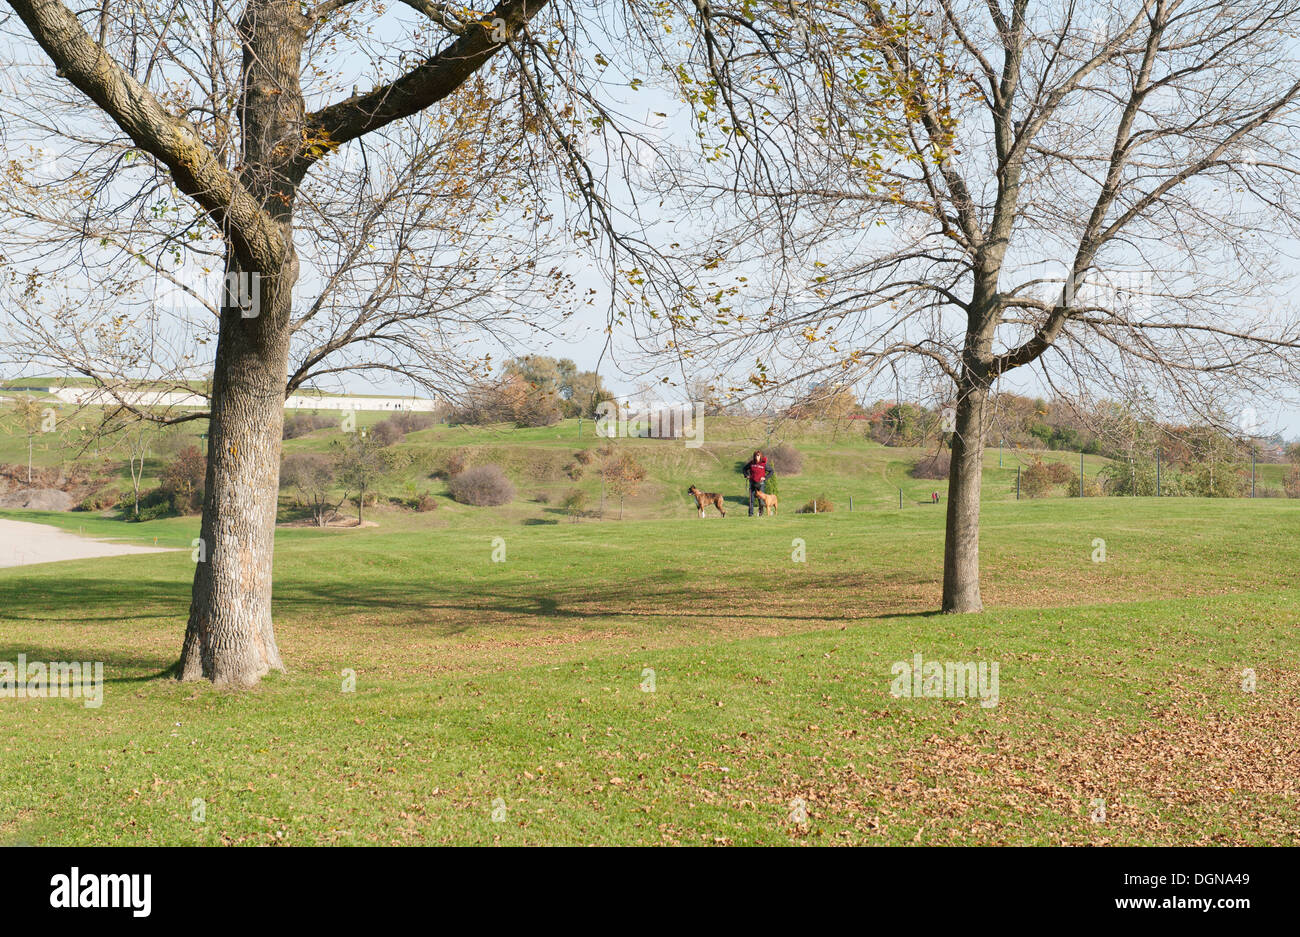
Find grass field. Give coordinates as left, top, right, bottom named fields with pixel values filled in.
left=2, top=495, right=1298, bottom=845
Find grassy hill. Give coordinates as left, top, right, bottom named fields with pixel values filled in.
left=4, top=394, right=1290, bottom=524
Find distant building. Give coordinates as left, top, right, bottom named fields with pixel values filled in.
left=48, top=386, right=440, bottom=413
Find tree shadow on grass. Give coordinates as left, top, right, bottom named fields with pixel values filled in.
left=0, top=643, right=177, bottom=683
left=264, top=569, right=935, bottom=637
left=0, top=575, right=186, bottom=624
left=1, top=560, right=940, bottom=655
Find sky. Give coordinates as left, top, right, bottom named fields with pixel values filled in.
left=2, top=3, right=1299, bottom=441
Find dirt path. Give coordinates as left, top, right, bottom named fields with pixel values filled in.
left=0, top=519, right=176, bottom=568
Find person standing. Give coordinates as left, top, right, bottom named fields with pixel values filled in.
left=743, top=450, right=769, bottom=516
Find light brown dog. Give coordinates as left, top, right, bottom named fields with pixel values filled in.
left=687, top=485, right=726, bottom=518
left=754, top=490, right=778, bottom=516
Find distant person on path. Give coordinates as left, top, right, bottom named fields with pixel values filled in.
left=743, top=450, right=769, bottom=516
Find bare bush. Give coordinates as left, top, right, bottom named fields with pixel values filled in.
left=911, top=451, right=950, bottom=480
left=767, top=442, right=804, bottom=476
left=368, top=419, right=404, bottom=447
left=159, top=445, right=207, bottom=515
left=1021, top=461, right=1054, bottom=498
left=447, top=465, right=516, bottom=507
left=281, top=452, right=342, bottom=526
left=1045, top=462, right=1074, bottom=484
left=797, top=495, right=834, bottom=513
left=391, top=412, right=437, bottom=434
left=283, top=414, right=334, bottom=440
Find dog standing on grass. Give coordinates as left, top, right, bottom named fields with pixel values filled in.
left=754, top=490, right=778, bottom=516
left=687, top=485, right=726, bottom=518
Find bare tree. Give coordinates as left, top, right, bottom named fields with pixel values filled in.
left=601, top=450, right=646, bottom=519
left=335, top=431, right=386, bottom=524
left=280, top=451, right=343, bottom=527
left=646, top=0, right=1300, bottom=612
left=0, top=0, right=775, bottom=685
left=9, top=395, right=44, bottom=484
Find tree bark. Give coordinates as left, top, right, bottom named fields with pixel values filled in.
left=177, top=256, right=296, bottom=684
left=942, top=374, right=989, bottom=613
left=177, top=0, right=304, bottom=685
left=946, top=332, right=993, bottom=610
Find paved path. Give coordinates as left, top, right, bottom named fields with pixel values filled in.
left=0, top=519, right=176, bottom=568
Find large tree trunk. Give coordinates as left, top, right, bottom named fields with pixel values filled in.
left=178, top=0, right=304, bottom=685
left=177, top=263, right=295, bottom=685
left=942, top=370, right=990, bottom=613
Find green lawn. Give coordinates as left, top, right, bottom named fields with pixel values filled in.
left=2, top=497, right=1297, bottom=844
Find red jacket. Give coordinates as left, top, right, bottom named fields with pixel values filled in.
left=744, top=458, right=767, bottom=483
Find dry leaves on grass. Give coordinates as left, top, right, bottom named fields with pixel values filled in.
left=756, top=671, right=1300, bottom=845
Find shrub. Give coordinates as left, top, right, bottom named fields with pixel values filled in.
left=430, top=449, right=468, bottom=479
left=1045, top=461, right=1074, bottom=484
left=564, top=461, right=585, bottom=480
left=1182, top=463, right=1247, bottom=498
left=415, top=492, right=437, bottom=512
left=560, top=487, right=589, bottom=520
left=573, top=448, right=595, bottom=465
left=75, top=488, right=118, bottom=512
left=283, top=413, right=333, bottom=439
left=391, top=411, right=436, bottom=434
left=128, top=487, right=178, bottom=521
left=158, top=445, right=206, bottom=514
left=797, top=494, right=834, bottom=513
left=368, top=419, right=404, bottom=447
left=281, top=451, right=341, bottom=526
left=911, top=451, right=950, bottom=479
left=534, top=490, right=552, bottom=504
left=767, top=442, right=804, bottom=476
left=1067, top=477, right=1103, bottom=498
left=1098, top=460, right=1160, bottom=496
left=1020, top=459, right=1054, bottom=498
left=1285, top=465, right=1300, bottom=498
left=447, top=464, right=516, bottom=506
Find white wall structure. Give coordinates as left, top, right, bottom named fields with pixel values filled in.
left=48, top=387, right=441, bottom=413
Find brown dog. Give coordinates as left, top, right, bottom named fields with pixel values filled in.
left=687, top=485, right=726, bottom=518
left=754, top=490, right=778, bottom=516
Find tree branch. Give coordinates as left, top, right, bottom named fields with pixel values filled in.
left=4, top=0, right=284, bottom=269
left=297, top=0, right=548, bottom=171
